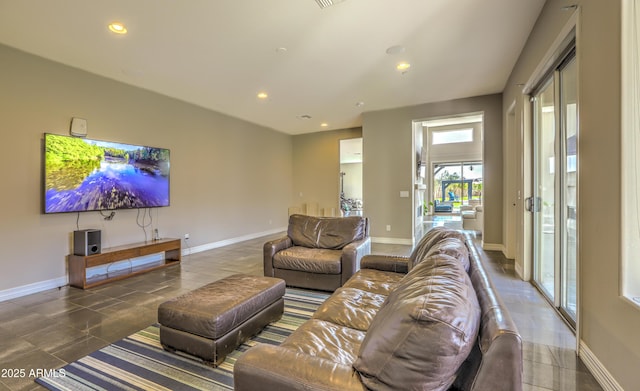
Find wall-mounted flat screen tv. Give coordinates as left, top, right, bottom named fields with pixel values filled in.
left=44, top=133, right=170, bottom=214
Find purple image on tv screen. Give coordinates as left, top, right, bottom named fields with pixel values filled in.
left=44, top=133, right=170, bottom=213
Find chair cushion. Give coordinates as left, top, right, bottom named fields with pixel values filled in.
left=353, top=254, right=480, bottom=391
left=287, top=214, right=367, bottom=249
left=273, top=246, right=342, bottom=274
left=461, top=210, right=477, bottom=219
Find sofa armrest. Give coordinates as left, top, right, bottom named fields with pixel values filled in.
left=234, top=344, right=366, bottom=391
left=341, top=237, right=371, bottom=285
left=263, top=236, right=292, bottom=277
left=360, top=254, right=409, bottom=273
left=470, top=332, right=522, bottom=391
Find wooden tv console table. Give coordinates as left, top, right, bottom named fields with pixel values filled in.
left=69, top=238, right=181, bottom=289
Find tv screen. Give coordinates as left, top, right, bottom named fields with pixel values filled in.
left=44, top=133, right=170, bottom=214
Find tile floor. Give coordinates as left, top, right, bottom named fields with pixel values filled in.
left=0, top=229, right=602, bottom=390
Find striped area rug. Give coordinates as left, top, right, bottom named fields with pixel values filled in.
left=36, top=288, right=329, bottom=391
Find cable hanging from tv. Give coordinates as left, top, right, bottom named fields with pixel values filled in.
left=100, top=210, right=116, bottom=220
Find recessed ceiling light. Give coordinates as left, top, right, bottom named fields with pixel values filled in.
left=108, top=22, right=127, bottom=35
left=355, top=101, right=365, bottom=107
left=257, top=92, right=268, bottom=99
left=321, top=123, right=329, bottom=128
left=396, top=62, right=411, bottom=72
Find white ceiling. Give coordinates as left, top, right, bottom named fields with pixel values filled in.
left=0, top=0, right=546, bottom=135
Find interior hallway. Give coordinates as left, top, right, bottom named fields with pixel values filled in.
left=0, top=226, right=602, bottom=390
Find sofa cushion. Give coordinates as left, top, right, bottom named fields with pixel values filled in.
left=273, top=246, right=342, bottom=274
left=280, top=319, right=366, bottom=366
left=353, top=253, right=481, bottom=391
left=426, top=237, right=470, bottom=272
left=342, top=269, right=404, bottom=296
left=409, top=226, right=467, bottom=270
left=313, top=287, right=387, bottom=331
left=288, top=214, right=367, bottom=249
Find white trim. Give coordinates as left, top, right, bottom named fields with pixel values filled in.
left=515, top=262, right=525, bottom=280
left=371, top=237, right=414, bottom=246
left=183, top=226, right=287, bottom=256
left=0, top=276, right=68, bottom=302
left=579, top=341, right=624, bottom=391
left=0, top=227, right=288, bottom=302
left=523, top=8, right=579, bottom=94
left=481, top=242, right=505, bottom=252
left=621, top=0, right=640, bottom=310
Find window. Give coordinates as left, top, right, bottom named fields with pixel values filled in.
left=431, top=128, right=473, bottom=145
left=621, top=0, right=640, bottom=307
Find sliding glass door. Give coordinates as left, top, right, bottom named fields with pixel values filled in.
left=531, top=51, right=578, bottom=326
left=532, top=78, right=556, bottom=301
left=560, top=56, right=577, bottom=321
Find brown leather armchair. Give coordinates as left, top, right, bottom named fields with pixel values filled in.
left=264, top=214, right=371, bottom=291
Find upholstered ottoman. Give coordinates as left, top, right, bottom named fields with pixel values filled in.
left=158, top=274, right=285, bottom=366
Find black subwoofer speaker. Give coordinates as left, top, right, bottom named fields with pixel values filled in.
left=73, top=229, right=101, bottom=256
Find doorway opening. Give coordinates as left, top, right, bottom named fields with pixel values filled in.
left=339, top=138, right=363, bottom=216
left=412, top=113, right=484, bottom=242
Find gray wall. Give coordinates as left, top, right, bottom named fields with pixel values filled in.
left=0, top=44, right=293, bottom=293
left=503, top=0, right=639, bottom=389
left=292, top=128, right=362, bottom=215
left=362, top=94, right=503, bottom=245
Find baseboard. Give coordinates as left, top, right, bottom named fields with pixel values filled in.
left=515, top=261, right=525, bottom=280
left=183, top=226, right=287, bottom=256
left=371, top=237, right=414, bottom=246
left=579, top=341, right=624, bottom=391
left=0, top=227, right=288, bottom=303
left=481, top=242, right=505, bottom=252
left=0, top=276, right=68, bottom=303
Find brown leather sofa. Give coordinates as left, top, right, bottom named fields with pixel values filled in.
left=264, top=214, right=371, bottom=291
left=235, top=227, right=522, bottom=391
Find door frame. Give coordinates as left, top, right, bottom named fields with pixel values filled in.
left=520, top=10, right=580, bottom=343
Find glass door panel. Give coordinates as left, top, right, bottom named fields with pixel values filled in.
left=560, top=57, right=578, bottom=323
left=462, top=163, right=483, bottom=205
left=433, top=162, right=483, bottom=213
left=533, top=78, right=557, bottom=301
left=433, top=163, right=462, bottom=213
left=531, top=50, right=578, bottom=328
